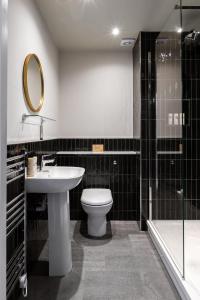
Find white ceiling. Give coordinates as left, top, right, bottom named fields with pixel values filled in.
left=35, top=0, right=177, bottom=51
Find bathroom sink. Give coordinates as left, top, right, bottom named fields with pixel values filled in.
left=25, top=166, right=85, bottom=277
left=25, top=166, right=85, bottom=193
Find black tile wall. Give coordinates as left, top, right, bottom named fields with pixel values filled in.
left=56, top=138, right=139, bottom=152
left=152, top=154, right=183, bottom=220
left=157, top=139, right=182, bottom=152
left=138, top=32, right=158, bottom=229
left=7, top=139, right=58, bottom=156
left=57, top=154, right=140, bottom=220
left=7, top=138, right=140, bottom=156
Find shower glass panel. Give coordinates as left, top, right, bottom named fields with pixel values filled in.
left=150, top=3, right=184, bottom=276
left=182, top=0, right=200, bottom=295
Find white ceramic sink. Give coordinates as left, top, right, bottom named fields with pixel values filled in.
left=25, top=166, right=85, bottom=277
left=25, top=166, right=85, bottom=193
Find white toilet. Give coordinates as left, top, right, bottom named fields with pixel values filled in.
left=81, top=188, right=113, bottom=237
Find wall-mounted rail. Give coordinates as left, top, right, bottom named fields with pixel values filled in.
left=21, top=114, right=56, bottom=140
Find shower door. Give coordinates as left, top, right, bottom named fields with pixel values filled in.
left=149, top=5, right=185, bottom=277
left=148, top=0, right=200, bottom=296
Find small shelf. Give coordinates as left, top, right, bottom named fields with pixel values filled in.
left=56, top=151, right=139, bottom=155
left=21, top=114, right=56, bottom=141
left=22, top=114, right=56, bottom=124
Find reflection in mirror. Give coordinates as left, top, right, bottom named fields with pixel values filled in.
left=23, top=54, right=44, bottom=112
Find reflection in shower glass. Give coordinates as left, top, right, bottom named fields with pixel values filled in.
left=149, top=0, right=200, bottom=296
left=152, top=30, right=184, bottom=275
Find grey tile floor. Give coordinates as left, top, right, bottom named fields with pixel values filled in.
left=23, top=221, right=180, bottom=300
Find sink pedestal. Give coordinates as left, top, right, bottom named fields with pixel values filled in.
left=48, top=191, right=72, bottom=276
left=25, top=166, right=85, bottom=276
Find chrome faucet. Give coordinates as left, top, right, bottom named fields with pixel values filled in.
left=40, top=154, right=56, bottom=170
left=40, top=118, right=44, bottom=141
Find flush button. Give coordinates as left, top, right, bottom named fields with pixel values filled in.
left=113, top=160, right=117, bottom=165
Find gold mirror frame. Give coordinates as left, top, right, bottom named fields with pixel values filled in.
left=23, top=53, right=44, bottom=113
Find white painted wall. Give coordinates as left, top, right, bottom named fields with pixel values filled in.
left=59, top=51, right=133, bottom=138
left=7, top=0, right=59, bottom=143
left=7, top=1, right=133, bottom=141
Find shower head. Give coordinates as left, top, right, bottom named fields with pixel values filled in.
left=184, top=30, right=200, bottom=46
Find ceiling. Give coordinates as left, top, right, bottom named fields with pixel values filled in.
left=35, top=0, right=177, bottom=51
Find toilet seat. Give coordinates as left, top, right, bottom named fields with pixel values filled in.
left=81, top=188, right=113, bottom=206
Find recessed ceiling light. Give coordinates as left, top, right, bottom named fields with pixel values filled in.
left=112, top=27, right=120, bottom=36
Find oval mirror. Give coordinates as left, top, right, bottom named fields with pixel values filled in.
left=23, top=54, right=44, bottom=112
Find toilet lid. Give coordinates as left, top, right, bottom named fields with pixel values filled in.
left=81, top=189, right=113, bottom=206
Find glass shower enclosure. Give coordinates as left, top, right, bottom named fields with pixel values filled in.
left=148, top=1, right=200, bottom=298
